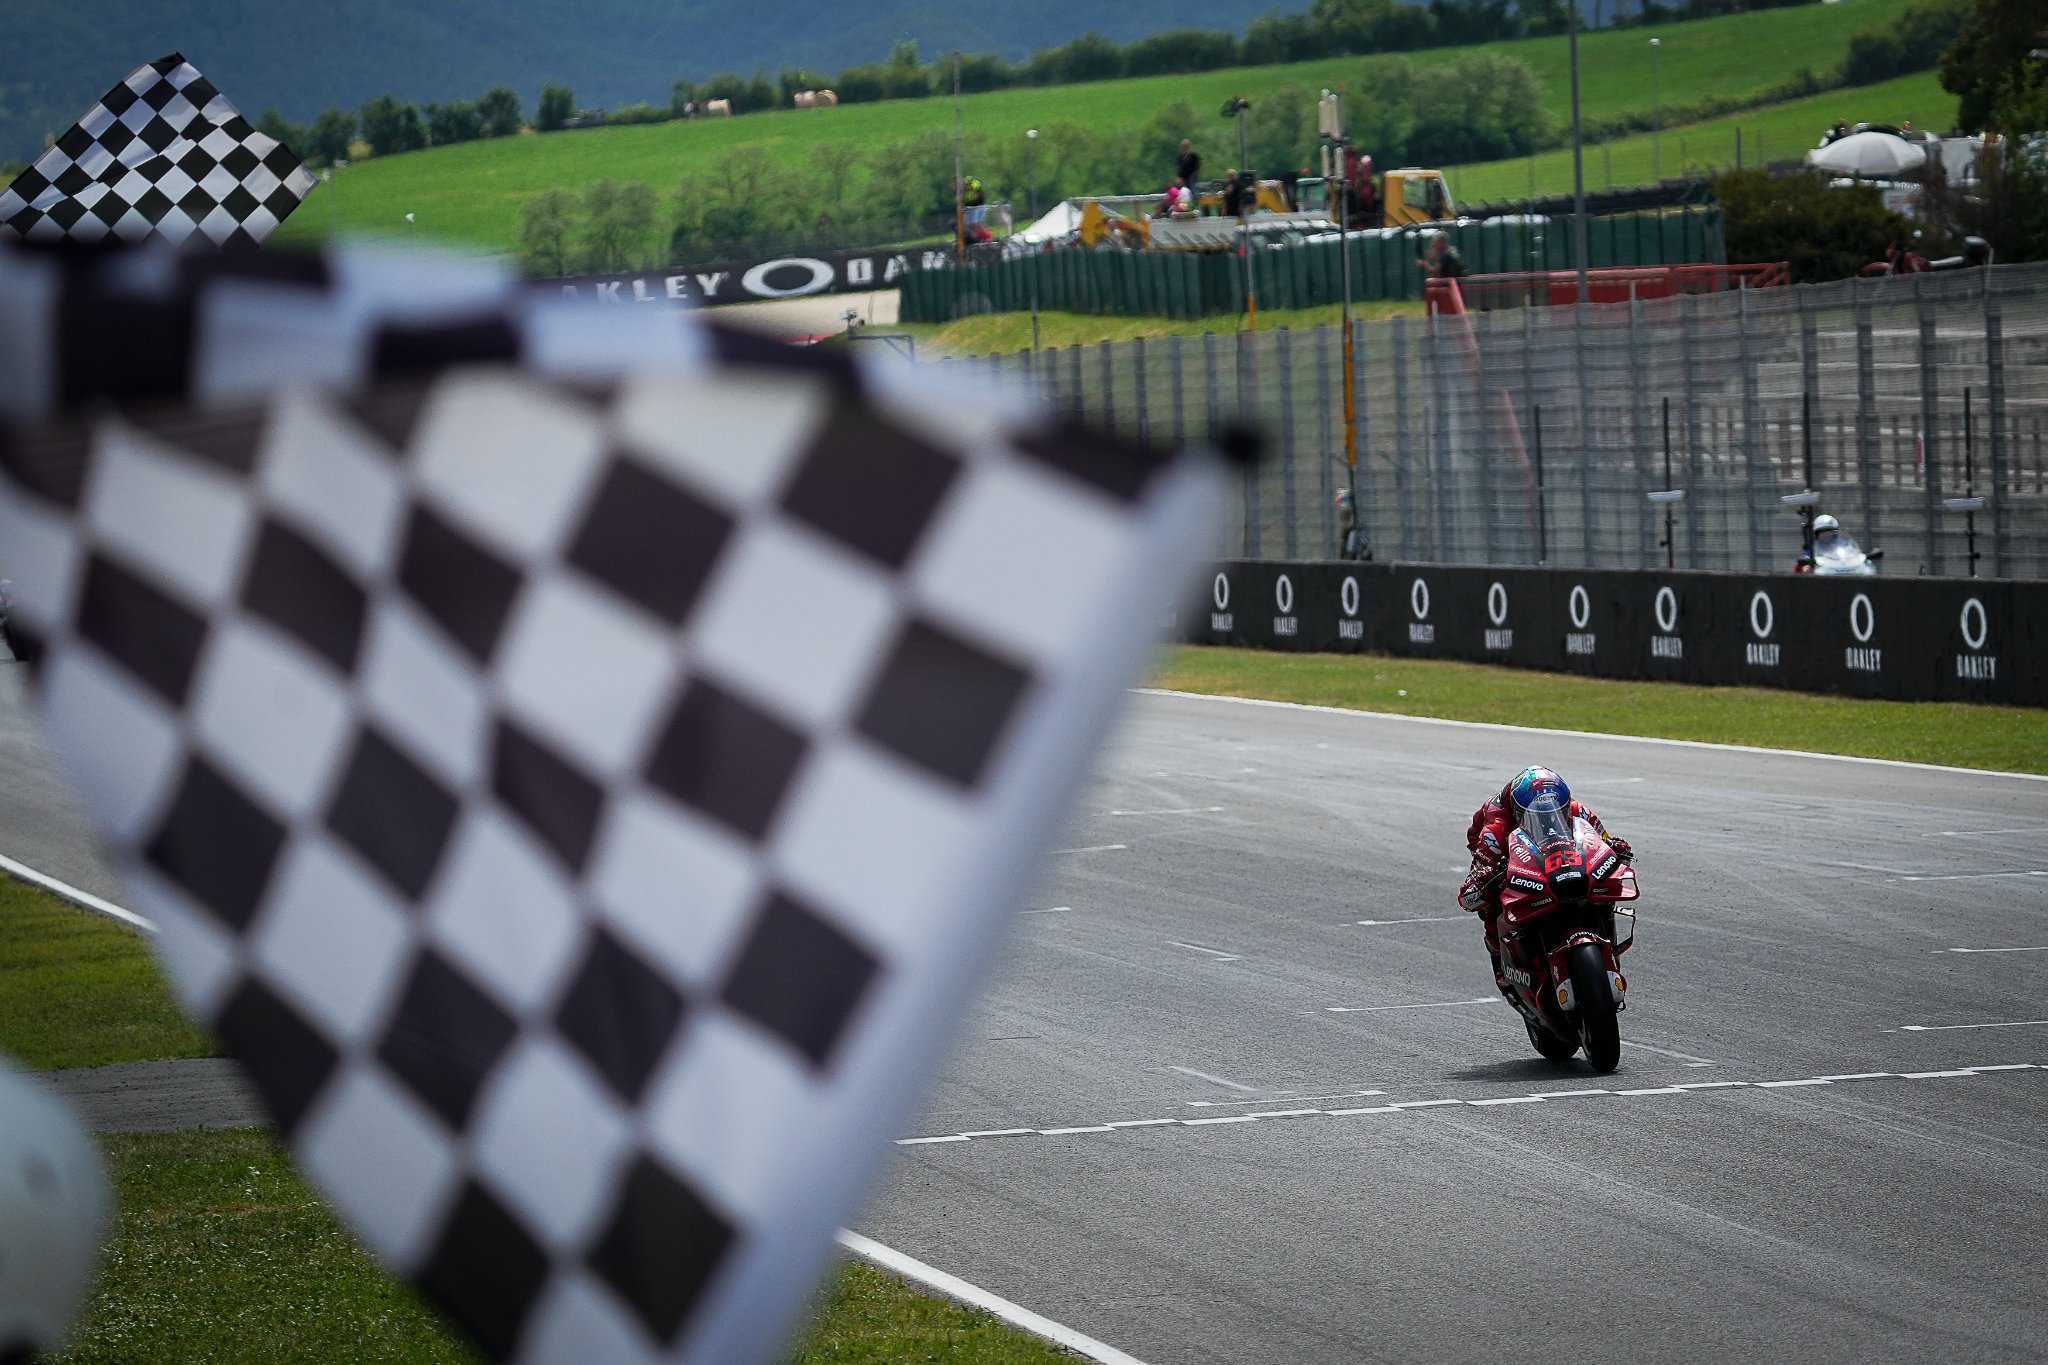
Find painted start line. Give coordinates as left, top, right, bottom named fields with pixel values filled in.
left=895, top=1064, right=2046, bottom=1147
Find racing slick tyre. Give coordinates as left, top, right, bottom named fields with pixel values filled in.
left=1567, top=943, right=1621, bottom=1073
left=1525, top=1016, right=1579, bottom=1062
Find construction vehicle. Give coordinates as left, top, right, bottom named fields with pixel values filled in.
left=1070, top=165, right=1458, bottom=251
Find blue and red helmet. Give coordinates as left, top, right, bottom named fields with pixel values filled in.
left=1503, top=766, right=1570, bottom=816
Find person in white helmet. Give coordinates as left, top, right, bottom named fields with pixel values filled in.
left=0, top=1059, right=109, bottom=1362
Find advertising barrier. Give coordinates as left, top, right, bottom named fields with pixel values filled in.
left=1188, top=563, right=2045, bottom=707
left=553, top=244, right=957, bottom=308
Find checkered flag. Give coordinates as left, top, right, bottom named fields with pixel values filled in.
left=0, top=240, right=1238, bottom=1362
left=1, top=54, right=317, bottom=247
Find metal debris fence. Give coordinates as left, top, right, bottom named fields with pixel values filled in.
left=932, top=262, right=2048, bottom=580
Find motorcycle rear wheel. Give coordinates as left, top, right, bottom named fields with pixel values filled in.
left=1567, top=944, right=1621, bottom=1073
left=1525, top=1015, right=1579, bottom=1062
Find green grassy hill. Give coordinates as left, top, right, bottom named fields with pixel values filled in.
left=1450, top=69, right=1956, bottom=204
left=274, top=0, right=1925, bottom=254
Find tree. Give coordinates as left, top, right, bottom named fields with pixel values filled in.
left=1713, top=168, right=1908, bottom=281
left=536, top=84, right=575, bottom=132
left=1138, top=101, right=1203, bottom=179
left=882, top=43, right=932, bottom=99
left=582, top=180, right=659, bottom=272
left=1517, top=0, right=1572, bottom=33
left=956, top=53, right=1018, bottom=93
left=1028, top=33, right=1125, bottom=84
left=1938, top=0, right=2042, bottom=130
left=425, top=101, right=482, bottom=146
left=478, top=86, right=524, bottom=137
left=1123, top=30, right=1241, bottom=77
left=518, top=188, right=579, bottom=276
left=255, top=109, right=305, bottom=152
left=1247, top=86, right=1314, bottom=176
left=743, top=70, right=779, bottom=113
left=305, top=108, right=356, bottom=166
left=1241, top=11, right=1321, bottom=64
left=1844, top=0, right=1971, bottom=86
left=359, top=95, right=426, bottom=156
left=1352, top=57, right=1422, bottom=163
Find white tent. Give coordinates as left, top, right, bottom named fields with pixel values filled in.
left=1807, top=130, right=1927, bottom=178
left=1015, top=200, right=1083, bottom=245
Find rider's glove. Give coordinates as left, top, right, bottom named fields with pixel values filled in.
left=1458, top=879, right=1490, bottom=914
left=1608, top=836, right=1634, bottom=864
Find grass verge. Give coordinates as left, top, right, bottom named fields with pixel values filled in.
left=53, top=1129, right=1074, bottom=1365
left=0, top=878, right=212, bottom=1070
left=3, top=886, right=1073, bottom=1364
left=883, top=297, right=1423, bottom=355
left=1155, top=646, right=2048, bottom=775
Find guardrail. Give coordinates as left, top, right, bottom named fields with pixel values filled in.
left=1182, top=562, right=2045, bottom=707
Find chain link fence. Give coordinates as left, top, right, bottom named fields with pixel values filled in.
left=934, top=262, right=2048, bottom=580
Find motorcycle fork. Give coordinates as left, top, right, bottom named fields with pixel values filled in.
left=1546, top=931, right=1626, bottom=1014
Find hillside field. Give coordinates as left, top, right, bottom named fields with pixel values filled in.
left=272, top=0, right=1921, bottom=253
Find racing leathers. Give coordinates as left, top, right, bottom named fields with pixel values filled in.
left=1458, top=796, right=1630, bottom=997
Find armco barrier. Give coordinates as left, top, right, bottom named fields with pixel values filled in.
left=1187, top=563, right=2045, bottom=707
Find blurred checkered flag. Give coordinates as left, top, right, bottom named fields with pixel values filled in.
left=1, top=54, right=316, bottom=247
left=0, top=241, right=1237, bottom=1362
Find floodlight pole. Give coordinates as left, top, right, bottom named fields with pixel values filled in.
left=1650, top=38, right=1663, bottom=182
left=1234, top=98, right=1257, bottom=331
left=1328, top=89, right=1358, bottom=534
left=1569, top=1, right=1588, bottom=308
left=953, top=52, right=964, bottom=264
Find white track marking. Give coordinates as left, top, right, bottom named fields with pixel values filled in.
left=1022, top=905, right=1073, bottom=915
left=1943, top=946, right=2048, bottom=954
left=1325, top=997, right=1499, bottom=1013
left=1353, top=916, right=1463, bottom=926
left=1619, top=1039, right=1719, bottom=1066
left=1167, top=1065, right=1268, bottom=1094
left=892, top=1067, right=2044, bottom=1146
left=1137, top=689, right=2048, bottom=783
left=1056, top=843, right=1128, bottom=854
left=1167, top=941, right=1242, bottom=962
left=1187, top=1088, right=1384, bottom=1108
left=1107, top=806, right=1224, bottom=817
left=1896, top=1019, right=2048, bottom=1032
left=837, top=1231, right=1154, bottom=1365
left=0, top=852, right=156, bottom=933
left=1896, top=870, right=2048, bottom=883
left=1933, top=827, right=2048, bottom=837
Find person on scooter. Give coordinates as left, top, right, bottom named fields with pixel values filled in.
left=1458, top=767, right=1632, bottom=1000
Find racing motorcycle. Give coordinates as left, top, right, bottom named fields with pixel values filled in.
left=1491, top=790, right=1639, bottom=1071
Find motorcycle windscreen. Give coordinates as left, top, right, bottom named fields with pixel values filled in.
left=1519, top=801, right=1588, bottom=893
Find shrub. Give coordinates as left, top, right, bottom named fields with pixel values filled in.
left=536, top=85, right=574, bottom=132
left=1843, top=0, right=1971, bottom=86
left=607, top=103, right=668, bottom=126
left=1713, top=167, right=1908, bottom=281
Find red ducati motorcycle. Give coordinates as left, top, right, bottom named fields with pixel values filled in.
left=1493, top=796, right=1639, bottom=1071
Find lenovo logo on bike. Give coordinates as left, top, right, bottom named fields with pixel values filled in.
left=1338, top=576, right=1364, bottom=641
left=1407, top=578, right=1434, bottom=645
left=1649, top=587, right=1683, bottom=659
left=1955, top=596, right=1996, bottom=680
left=1483, top=582, right=1512, bottom=650
left=1845, top=592, right=1881, bottom=673
left=1565, top=585, right=1596, bottom=656
left=1744, top=591, right=1780, bottom=667
left=1272, top=574, right=1298, bottom=637
left=1209, top=573, right=1233, bottom=634
left=1506, top=873, right=1545, bottom=894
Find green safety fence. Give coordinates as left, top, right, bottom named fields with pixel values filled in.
left=901, top=207, right=1725, bottom=322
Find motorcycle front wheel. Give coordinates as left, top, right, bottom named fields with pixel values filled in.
left=1567, top=943, right=1622, bottom=1073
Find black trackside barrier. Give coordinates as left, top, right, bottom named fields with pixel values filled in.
left=1183, top=563, right=2046, bottom=707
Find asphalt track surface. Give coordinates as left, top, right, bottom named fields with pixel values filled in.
left=6, top=666, right=2047, bottom=1362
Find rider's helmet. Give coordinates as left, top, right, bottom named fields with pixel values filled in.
left=1502, top=765, right=1570, bottom=817
left=1813, top=513, right=1840, bottom=538
left=0, top=1061, right=109, bottom=1358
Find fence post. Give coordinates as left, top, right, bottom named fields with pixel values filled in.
left=1855, top=284, right=1880, bottom=561
left=1985, top=283, right=2009, bottom=578
left=1132, top=336, right=1149, bottom=446
left=1317, top=322, right=1336, bottom=557
left=1352, top=317, right=1369, bottom=533
left=1277, top=330, right=1298, bottom=558
left=1739, top=285, right=1766, bottom=572
left=1918, top=283, right=1943, bottom=575
left=1393, top=314, right=1418, bottom=560
left=1426, top=311, right=1455, bottom=561
left=1574, top=298, right=1595, bottom=569
left=1202, top=332, right=1229, bottom=556
left=1630, top=295, right=1652, bottom=568
left=1475, top=308, right=1498, bottom=558
left=1169, top=334, right=1187, bottom=450
left=1680, top=292, right=1703, bottom=569
left=1099, top=341, right=1117, bottom=431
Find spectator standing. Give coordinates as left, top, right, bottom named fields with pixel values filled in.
left=1419, top=230, right=1466, bottom=280
left=1177, top=139, right=1201, bottom=188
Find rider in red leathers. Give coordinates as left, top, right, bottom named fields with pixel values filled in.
left=1458, top=767, right=1632, bottom=1001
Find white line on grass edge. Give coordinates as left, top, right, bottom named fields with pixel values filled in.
left=1139, top=689, right=2048, bottom=783
left=0, top=852, right=1149, bottom=1365
left=837, top=1231, right=1151, bottom=1365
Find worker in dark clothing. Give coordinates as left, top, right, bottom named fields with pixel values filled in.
left=1177, top=139, right=1202, bottom=188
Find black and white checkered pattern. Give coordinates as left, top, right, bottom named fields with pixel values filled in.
left=0, top=242, right=1235, bottom=1362
left=1, top=54, right=317, bottom=248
